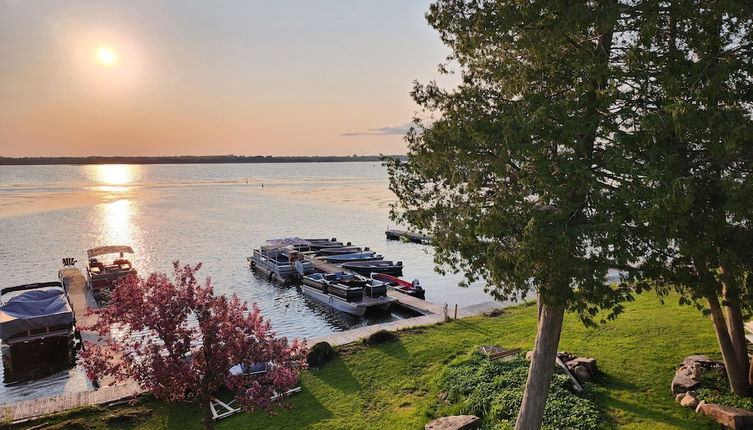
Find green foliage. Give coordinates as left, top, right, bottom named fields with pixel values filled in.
left=695, top=368, right=753, bottom=411
left=365, top=330, right=398, bottom=346
left=387, top=0, right=643, bottom=323
left=439, top=353, right=601, bottom=430
left=307, top=342, right=337, bottom=368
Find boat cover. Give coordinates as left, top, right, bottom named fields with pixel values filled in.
left=0, top=285, right=74, bottom=341
left=88, top=245, right=134, bottom=258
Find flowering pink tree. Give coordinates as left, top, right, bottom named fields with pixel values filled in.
left=80, top=262, right=307, bottom=429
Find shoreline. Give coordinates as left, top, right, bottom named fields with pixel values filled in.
left=0, top=155, right=405, bottom=166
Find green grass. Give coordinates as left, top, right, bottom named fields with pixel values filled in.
left=15, top=293, right=723, bottom=430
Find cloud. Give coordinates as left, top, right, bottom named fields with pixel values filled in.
left=340, top=123, right=412, bottom=137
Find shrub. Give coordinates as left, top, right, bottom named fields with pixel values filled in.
left=439, top=352, right=601, bottom=430
left=307, top=342, right=337, bottom=368
left=365, top=330, right=397, bottom=346
left=694, top=367, right=753, bottom=411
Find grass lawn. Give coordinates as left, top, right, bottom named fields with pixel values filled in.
left=15, top=293, right=722, bottom=429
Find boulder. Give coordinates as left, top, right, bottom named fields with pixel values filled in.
left=680, top=391, right=698, bottom=409
left=566, top=357, right=598, bottom=376
left=671, top=365, right=701, bottom=394
left=697, top=403, right=753, bottom=429
left=425, top=415, right=481, bottom=430
left=682, top=355, right=720, bottom=368
left=572, top=365, right=592, bottom=383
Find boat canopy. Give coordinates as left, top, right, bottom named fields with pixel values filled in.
left=0, top=282, right=74, bottom=341
left=87, top=245, right=134, bottom=258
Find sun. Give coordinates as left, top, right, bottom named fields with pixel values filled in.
left=96, top=47, right=118, bottom=66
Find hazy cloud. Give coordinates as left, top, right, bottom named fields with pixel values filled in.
left=340, top=123, right=412, bottom=137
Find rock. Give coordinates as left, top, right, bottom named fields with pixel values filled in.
left=682, top=355, right=719, bottom=368
left=696, top=400, right=706, bottom=413
left=671, top=365, right=701, bottom=394
left=557, top=351, right=577, bottom=362
left=438, top=391, right=448, bottom=401
left=676, top=393, right=686, bottom=404
left=572, top=365, right=592, bottom=383
left=680, top=391, right=699, bottom=409
left=425, top=415, right=481, bottom=430
left=566, top=357, right=597, bottom=376
left=697, top=403, right=753, bottom=429
left=525, top=351, right=534, bottom=360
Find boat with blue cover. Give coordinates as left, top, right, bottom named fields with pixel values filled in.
left=341, top=260, right=403, bottom=276
left=324, top=252, right=383, bottom=263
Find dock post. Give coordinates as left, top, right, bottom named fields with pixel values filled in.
left=454, top=304, right=458, bottom=320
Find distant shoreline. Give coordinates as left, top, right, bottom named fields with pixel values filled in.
left=0, top=155, right=405, bottom=166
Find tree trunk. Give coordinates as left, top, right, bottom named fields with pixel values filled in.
left=706, top=294, right=749, bottom=396
left=722, top=282, right=750, bottom=386
left=200, top=397, right=215, bottom=430
left=749, top=357, right=753, bottom=388
left=515, top=303, right=565, bottom=430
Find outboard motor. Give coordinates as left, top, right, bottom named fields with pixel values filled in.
left=412, top=279, right=423, bottom=291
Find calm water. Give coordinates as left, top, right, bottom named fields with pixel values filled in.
left=0, top=162, right=503, bottom=404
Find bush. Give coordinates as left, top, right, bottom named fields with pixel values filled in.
left=695, top=368, right=753, bottom=411
left=365, top=330, right=397, bottom=346
left=307, top=342, right=337, bottom=368
left=439, top=352, right=601, bottom=430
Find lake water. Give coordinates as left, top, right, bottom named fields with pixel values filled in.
left=0, top=162, right=503, bottom=404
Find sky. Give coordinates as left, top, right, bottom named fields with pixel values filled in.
left=0, top=0, right=452, bottom=157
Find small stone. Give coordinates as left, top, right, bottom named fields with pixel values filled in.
left=525, top=351, right=533, bottom=360
left=438, top=391, right=448, bottom=401
left=425, top=415, right=481, bottom=430
left=680, top=392, right=698, bottom=409
left=697, top=402, right=753, bottom=429
left=675, top=393, right=686, bottom=404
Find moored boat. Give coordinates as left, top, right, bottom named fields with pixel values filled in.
left=86, top=245, right=138, bottom=303
left=371, top=273, right=425, bottom=299
left=324, top=252, right=383, bottom=263
left=317, top=246, right=365, bottom=256
left=299, top=271, right=394, bottom=316
left=0, top=281, right=77, bottom=372
left=248, top=238, right=315, bottom=283
left=341, top=260, right=403, bottom=276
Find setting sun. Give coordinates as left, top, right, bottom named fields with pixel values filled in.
left=96, top=47, right=118, bottom=65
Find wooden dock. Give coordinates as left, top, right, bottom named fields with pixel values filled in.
left=385, top=229, right=432, bottom=244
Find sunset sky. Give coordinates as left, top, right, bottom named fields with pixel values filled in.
left=0, top=0, right=451, bottom=157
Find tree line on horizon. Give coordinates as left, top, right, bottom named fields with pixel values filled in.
left=0, top=154, right=406, bottom=165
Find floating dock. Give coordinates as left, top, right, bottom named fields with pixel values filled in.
left=385, top=230, right=432, bottom=244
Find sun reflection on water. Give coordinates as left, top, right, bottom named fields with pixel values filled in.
left=86, top=165, right=140, bottom=191
left=99, top=199, right=135, bottom=246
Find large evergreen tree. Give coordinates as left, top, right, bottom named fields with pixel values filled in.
left=387, top=1, right=635, bottom=428
left=621, top=0, right=753, bottom=396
